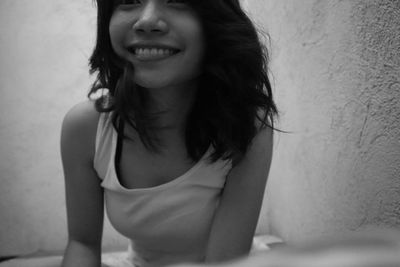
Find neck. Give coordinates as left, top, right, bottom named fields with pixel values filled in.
left=146, top=83, right=198, bottom=134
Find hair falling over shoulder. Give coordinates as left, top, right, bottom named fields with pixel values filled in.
left=88, top=0, right=278, bottom=162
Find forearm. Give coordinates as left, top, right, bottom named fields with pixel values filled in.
left=204, top=238, right=251, bottom=264
left=61, top=239, right=101, bottom=267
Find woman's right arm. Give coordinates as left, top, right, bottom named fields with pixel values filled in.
left=60, top=101, right=103, bottom=267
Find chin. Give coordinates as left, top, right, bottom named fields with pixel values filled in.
left=134, top=79, right=173, bottom=90
left=134, top=74, right=195, bottom=90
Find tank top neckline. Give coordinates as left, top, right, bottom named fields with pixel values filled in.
left=106, top=120, right=213, bottom=193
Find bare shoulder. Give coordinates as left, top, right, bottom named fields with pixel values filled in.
left=252, top=123, right=273, bottom=156
left=232, top=122, right=273, bottom=167
left=61, top=100, right=100, bottom=160
left=62, top=100, right=100, bottom=130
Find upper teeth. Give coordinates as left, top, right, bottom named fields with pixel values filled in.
left=135, top=48, right=176, bottom=56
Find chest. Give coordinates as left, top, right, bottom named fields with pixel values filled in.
left=117, top=139, right=197, bottom=190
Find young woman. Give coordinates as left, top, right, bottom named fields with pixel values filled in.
left=61, top=0, right=277, bottom=266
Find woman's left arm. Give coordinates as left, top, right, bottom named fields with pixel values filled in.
left=204, top=126, right=274, bottom=263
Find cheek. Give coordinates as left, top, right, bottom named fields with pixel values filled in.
left=109, top=26, right=121, bottom=49
left=193, top=21, right=205, bottom=44
left=109, top=17, right=129, bottom=54
left=178, top=17, right=205, bottom=63
left=189, top=20, right=205, bottom=61
left=190, top=27, right=206, bottom=73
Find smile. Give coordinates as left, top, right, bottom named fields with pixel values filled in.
left=128, top=46, right=181, bottom=62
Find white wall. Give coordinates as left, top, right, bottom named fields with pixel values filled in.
left=1, top=0, right=399, bottom=257
left=248, top=0, right=400, bottom=242
left=0, top=0, right=127, bottom=256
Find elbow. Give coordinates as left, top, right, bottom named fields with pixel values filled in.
left=62, top=239, right=101, bottom=267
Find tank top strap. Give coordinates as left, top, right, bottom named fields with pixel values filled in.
left=114, top=119, right=125, bottom=180
left=93, top=112, right=115, bottom=180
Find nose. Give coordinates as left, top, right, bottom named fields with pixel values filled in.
left=132, top=2, right=168, bottom=35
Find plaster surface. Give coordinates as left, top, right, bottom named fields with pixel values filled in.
left=246, top=0, right=400, bottom=242
left=0, top=0, right=127, bottom=256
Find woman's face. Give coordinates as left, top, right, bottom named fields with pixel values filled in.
left=109, top=0, right=205, bottom=90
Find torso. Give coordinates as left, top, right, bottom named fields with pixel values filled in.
left=118, top=126, right=198, bottom=190
left=93, top=110, right=233, bottom=266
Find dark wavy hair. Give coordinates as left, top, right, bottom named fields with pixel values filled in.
left=88, top=0, right=278, bottom=162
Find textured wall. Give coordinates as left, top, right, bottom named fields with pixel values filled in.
left=246, top=0, right=400, bottom=243
left=0, top=0, right=127, bottom=256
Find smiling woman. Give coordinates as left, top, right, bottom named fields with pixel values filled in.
left=60, top=0, right=277, bottom=266
left=0, top=0, right=399, bottom=267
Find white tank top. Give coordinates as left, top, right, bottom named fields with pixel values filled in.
left=93, top=112, right=232, bottom=267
